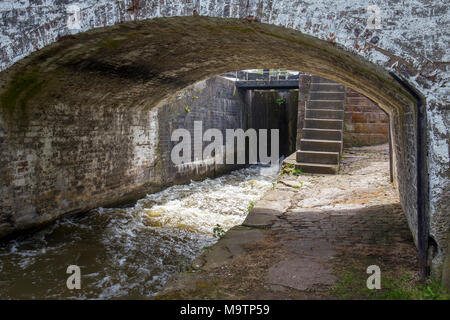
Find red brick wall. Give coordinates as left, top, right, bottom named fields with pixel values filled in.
left=343, top=88, right=388, bottom=147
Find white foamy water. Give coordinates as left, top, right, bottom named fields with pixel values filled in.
left=0, top=164, right=278, bottom=299
left=136, top=165, right=278, bottom=234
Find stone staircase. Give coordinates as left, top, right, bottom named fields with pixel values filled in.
left=295, top=76, right=346, bottom=174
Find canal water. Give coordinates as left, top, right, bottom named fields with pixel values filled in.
left=0, top=165, right=278, bottom=299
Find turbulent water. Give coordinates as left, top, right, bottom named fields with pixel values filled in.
left=0, top=165, right=278, bottom=299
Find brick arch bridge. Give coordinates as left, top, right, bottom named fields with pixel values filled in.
left=0, top=1, right=448, bottom=286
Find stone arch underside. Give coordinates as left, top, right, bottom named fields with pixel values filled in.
left=0, top=16, right=441, bottom=281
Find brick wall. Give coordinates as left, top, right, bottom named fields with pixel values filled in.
left=343, top=88, right=388, bottom=147
left=0, top=100, right=161, bottom=236
left=0, top=75, right=247, bottom=237
left=158, top=76, right=246, bottom=185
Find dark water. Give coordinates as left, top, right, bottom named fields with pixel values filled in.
left=0, top=165, right=278, bottom=299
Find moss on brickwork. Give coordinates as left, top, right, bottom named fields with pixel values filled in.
left=99, top=38, right=124, bottom=50
left=0, top=17, right=414, bottom=115
left=0, top=69, right=45, bottom=113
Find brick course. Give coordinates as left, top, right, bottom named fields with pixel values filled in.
left=343, top=88, right=388, bottom=147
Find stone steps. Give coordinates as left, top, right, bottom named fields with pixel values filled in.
left=305, top=108, right=344, bottom=120
left=310, top=83, right=345, bottom=91
left=308, top=100, right=344, bottom=109
left=295, top=76, right=346, bottom=174
left=309, top=91, right=346, bottom=100
left=296, top=150, right=340, bottom=165
left=304, top=118, right=344, bottom=130
left=295, top=162, right=339, bottom=174
left=302, top=128, right=342, bottom=141
left=300, top=138, right=342, bottom=154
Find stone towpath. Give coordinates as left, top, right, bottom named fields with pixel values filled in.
left=156, top=144, right=419, bottom=299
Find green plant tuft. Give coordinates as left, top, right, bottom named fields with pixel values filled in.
left=276, top=97, right=285, bottom=106
left=213, top=224, right=226, bottom=238
left=247, top=201, right=255, bottom=212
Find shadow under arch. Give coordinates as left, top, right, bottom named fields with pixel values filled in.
left=0, top=16, right=427, bottom=274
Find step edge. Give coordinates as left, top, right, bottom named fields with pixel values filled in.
left=295, top=162, right=339, bottom=168
left=309, top=91, right=346, bottom=93
left=302, top=128, right=342, bottom=132
left=300, top=138, right=343, bottom=143
left=296, top=150, right=340, bottom=155
left=306, top=109, right=345, bottom=112
left=304, top=118, right=343, bottom=122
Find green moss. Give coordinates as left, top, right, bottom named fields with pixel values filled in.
left=0, top=69, right=45, bottom=113
left=97, top=32, right=143, bottom=51
left=276, top=97, right=285, bottom=106
left=100, top=39, right=122, bottom=50
left=292, top=182, right=304, bottom=188
left=198, top=23, right=256, bottom=35
left=247, top=201, right=255, bottom=212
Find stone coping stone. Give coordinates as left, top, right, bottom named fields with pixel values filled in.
left=242, top=208, right=281, bottom=229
